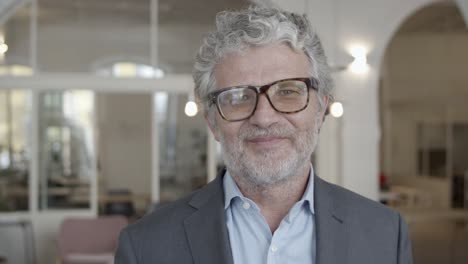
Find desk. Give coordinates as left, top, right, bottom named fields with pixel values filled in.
left=380, top=185, right=433, bottom=208
left=99, top=193, right=150, bottom=204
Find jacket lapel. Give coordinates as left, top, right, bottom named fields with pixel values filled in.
left=314, top=175, right=350, bottom=264
left=184, top=170, right=234, bottom=264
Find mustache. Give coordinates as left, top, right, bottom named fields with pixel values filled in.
left=239, top=125, right=295, bottom=140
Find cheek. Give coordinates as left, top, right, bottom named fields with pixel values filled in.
left=216, top=119, right=242, bottom=142
left=289, top=103, right=319, bottom=124
left=222, top=125, right=240, bottom=140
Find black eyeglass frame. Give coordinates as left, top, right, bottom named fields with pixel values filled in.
left=207, top=77, right=320, bottom=121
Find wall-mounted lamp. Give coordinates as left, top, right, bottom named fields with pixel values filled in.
left=0, top=33, right=7, bottom=62
left=330, top=102, right=344, bottom=118
left=330, top=45, right=370, bottom=74
left=0, top=43, right=8, bottom=54
left=348, top=46, right=369, bottom=74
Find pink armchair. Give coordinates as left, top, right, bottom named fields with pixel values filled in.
left=57, top=216, right=128, bottom=264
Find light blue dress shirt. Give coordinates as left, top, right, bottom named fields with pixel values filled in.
left=224, top=166, right=316, bottom=264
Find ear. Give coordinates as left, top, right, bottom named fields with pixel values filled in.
left=319, top=95, right=330, bottom=125
left=205, top=113, right=220, bottom=142
left=321, top=95, right=330, bottom=117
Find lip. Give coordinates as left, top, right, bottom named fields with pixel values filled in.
left=247, top=136, right=287, bottom=145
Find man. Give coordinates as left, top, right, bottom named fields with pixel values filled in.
left=116, top=6, right=413, bottom=264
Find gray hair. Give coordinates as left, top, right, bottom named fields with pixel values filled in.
left=193, top=6, right=334, bottom=115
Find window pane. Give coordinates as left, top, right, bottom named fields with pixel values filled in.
left=38, top=90, right=95, bottom=209
left=0, top=90, right=31, bottom=212
left=158, top=93, right=207, bottom=202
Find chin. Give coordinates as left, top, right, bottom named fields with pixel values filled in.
left=243, top=167, right=296, bottom=188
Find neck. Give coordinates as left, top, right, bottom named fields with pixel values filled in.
left=231, top=164, right=311, bottom=233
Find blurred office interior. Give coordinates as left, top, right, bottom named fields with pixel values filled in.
left=0, top=0, right=467, bottom=263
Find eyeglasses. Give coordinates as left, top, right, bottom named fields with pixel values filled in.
left=207, top=77, right=319, bottom=121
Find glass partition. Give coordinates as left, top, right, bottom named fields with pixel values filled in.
left=95, top=92, right=152, bottom=217
left=157, top=93, right=207, bottom=202
left=0, top=90, right=31, bottom=212
left=38, top=90, right=95, bottom=209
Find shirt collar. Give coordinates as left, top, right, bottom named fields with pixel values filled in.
left=223, top=170, right=244, bottom=210
left=223, top=164, right=315, bottom=214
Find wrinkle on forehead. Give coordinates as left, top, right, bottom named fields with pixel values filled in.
left=213, top=44, right=310, bottom=89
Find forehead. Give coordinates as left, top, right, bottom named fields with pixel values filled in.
left=213, top=44, right=311, bottom=89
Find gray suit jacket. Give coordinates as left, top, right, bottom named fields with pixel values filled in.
left=115, top=170, right=413, bottom=264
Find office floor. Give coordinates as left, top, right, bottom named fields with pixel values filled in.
left=410, top=221, right=468, bottom=264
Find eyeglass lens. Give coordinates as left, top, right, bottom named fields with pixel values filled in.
left=217, top=80, right=309, bottom=121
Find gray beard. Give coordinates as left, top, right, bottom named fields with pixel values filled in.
left=219, top=116, right=321, bottom=190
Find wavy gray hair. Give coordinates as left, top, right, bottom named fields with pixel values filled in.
left=193, top=6, right=334, bottom=116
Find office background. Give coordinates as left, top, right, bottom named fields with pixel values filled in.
left=0, top=0, right=467, bottom=263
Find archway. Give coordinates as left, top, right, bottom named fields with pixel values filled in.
left=380, top=2, right=468, bottom=263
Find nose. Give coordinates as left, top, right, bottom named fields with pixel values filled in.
left=248, top=94, right=281, bottom=127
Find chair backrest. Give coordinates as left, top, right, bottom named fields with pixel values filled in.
left=57, top=216, right=128, bottom=258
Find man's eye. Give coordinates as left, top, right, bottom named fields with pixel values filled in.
left=227, top=93, right=251, bottom=105
left=233, top=93, right=250, bottom=101
left=278, top=89, right=300, bottom=95
left=239, top=94, right=250, bottom=100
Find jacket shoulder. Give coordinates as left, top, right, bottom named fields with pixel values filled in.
left=318, top=177, right=400, bottom=221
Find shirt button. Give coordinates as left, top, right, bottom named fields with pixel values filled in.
left=271, top=245, right=278, bottom=252
left=242, top=202, right=251, bottom=210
